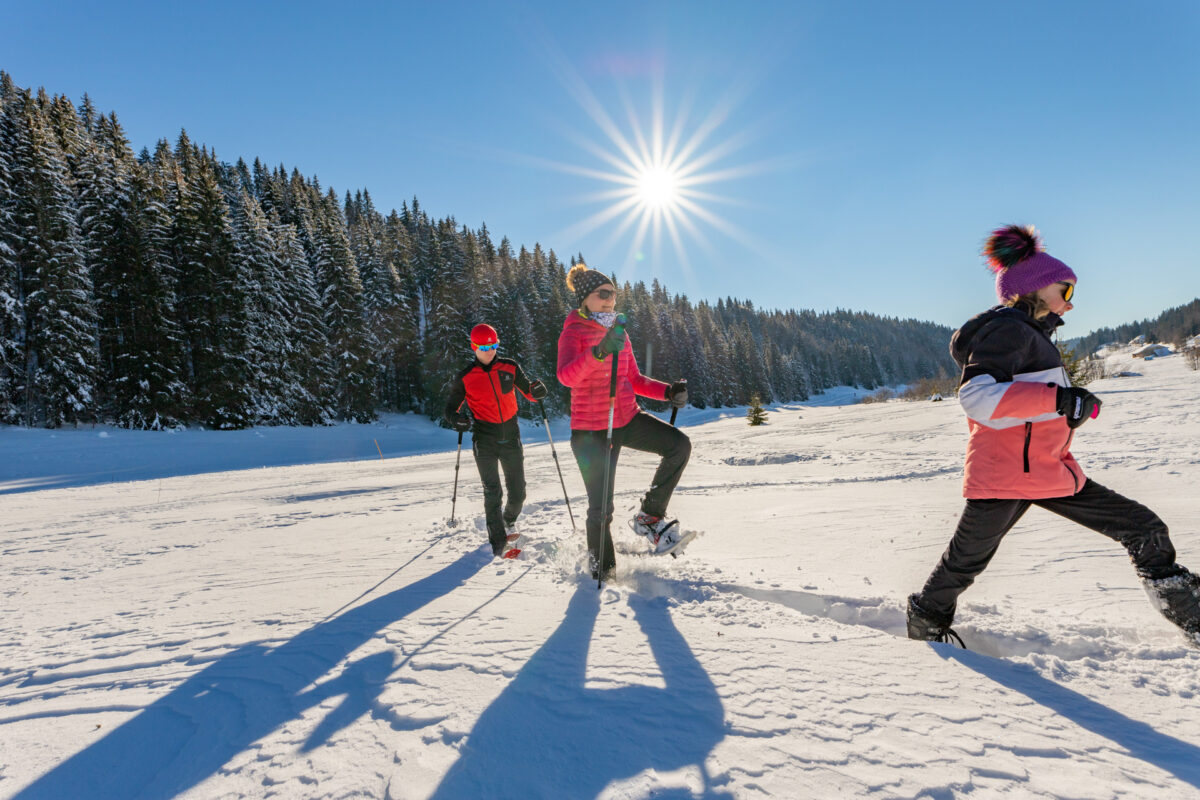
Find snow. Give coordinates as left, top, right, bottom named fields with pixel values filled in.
left=2, top=353, right=1199, bottom=799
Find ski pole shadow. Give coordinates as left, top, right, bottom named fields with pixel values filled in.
left=430, top=585, right=732, bottom=800
left=936, top=647, right=1200, bottom=788
left=12, top=547, right=492, bottom=800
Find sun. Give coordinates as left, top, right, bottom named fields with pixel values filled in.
left=523, top=65, right=783, bottom=279
left=636, top=165, right=679, bottom=212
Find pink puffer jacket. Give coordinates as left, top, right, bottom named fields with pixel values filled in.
left=556, top=312, right=669, bottom=431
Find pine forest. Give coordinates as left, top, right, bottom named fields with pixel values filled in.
left=0, top=74, right=960, bottom=430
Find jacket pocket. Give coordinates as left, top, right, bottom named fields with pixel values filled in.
left=1022, top=421, right=1032, bottom=473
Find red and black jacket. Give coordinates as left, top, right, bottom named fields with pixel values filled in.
left=444, top=357, right=537, bottom=442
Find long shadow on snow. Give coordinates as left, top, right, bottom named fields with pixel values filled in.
left=431, top=585, right=732, bottom=799
left=12, top=547, right=491, bottom=800
left=938, top=647, right=1200, bottom=788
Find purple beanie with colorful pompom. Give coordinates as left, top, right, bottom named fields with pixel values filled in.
left=984, top=224, right=1077, bottom=302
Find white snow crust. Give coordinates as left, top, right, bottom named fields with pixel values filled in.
left=2, top=353, right=1199, bottom=799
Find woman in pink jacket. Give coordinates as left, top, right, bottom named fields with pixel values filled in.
left=557, top=264, right=689, bottom=580
left=906, top=225, right=1199, bottom=647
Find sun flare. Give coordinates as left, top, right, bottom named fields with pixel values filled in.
left=527, top=62, right=784, bottom=279
left=636, top=165, right=679, bottom=211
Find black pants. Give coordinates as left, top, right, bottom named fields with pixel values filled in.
left=917, top=479, right=1177, bottom=618
left=570, top=411, right=691, bottom=571
left=473, top=431, right=525, bottom=553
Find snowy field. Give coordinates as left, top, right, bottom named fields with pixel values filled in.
left=2, top=352, right=1199, bottom=799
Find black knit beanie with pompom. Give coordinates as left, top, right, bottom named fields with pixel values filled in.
left=566, top=263, right=615, bottom=307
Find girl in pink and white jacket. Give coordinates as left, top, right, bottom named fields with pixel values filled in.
left=906, top=225, right=1199, bottom=647
left=557, top=264, right=689, bottom=580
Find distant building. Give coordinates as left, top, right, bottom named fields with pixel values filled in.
left=1132, top=343, right=1172, bottom=359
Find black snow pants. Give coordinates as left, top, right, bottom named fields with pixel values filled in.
left=472, top=429, right=526, bottom=554
left=570, top=411, right=691, bottom=573
left=917, top=478, right=1177, bottom=618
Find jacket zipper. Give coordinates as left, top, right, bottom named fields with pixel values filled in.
left=1022, top=422, right=1032, bottom=473
left=1062, top=428, right=1079, bottom=492
left=485, top=365, right=510, bottom=443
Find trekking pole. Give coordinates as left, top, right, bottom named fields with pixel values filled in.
left=538, top=401, right=577, bottom=533
left=596, top=318, right=624, bottom=589
left=449, top=430, right=464, bottom=527
left=669, top=378, right=686, bottom=426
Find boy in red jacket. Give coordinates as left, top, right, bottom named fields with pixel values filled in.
left=444, top=324, right=547, bottom=556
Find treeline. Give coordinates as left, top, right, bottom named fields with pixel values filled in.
left=0, top=73, right=956, bottom=430
left=1068, top=299, right=1200, bottom=356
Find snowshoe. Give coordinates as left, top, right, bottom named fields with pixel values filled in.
left=906, top=594, right=965, bottom=648
left=630, top=512, right=691, bottom=556
left=1143, top=568, right=1200, bottom=646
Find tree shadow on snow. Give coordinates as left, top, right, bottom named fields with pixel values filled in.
left=12, top=547, right=491, bottom=800
left=937, top=647, right=1200, bottom=789
left=431, top=585, right=732, bottom=799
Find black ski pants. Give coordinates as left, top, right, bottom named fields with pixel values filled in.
left=472, top=431, right=525, bottom=554
left=570, top=411, right=691, bottom=571
left=917, top=478, right=1177, bottom=618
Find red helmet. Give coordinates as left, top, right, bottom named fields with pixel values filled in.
left=470, top=323, right=499, bottom=349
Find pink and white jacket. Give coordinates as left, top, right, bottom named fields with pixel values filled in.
left=952, top=305, right=1085, bottom=500
left=556, top=311, right=669, bottom=431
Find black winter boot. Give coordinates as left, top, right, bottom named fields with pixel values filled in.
left=1142, top=567, right=1200, bottom=646
left=907, top=594, right=965, bottom=648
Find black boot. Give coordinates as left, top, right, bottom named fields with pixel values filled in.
left=1143, top=567, right=1200, bottom=646
left=906, top=594, right=965, bottom=648
left=588, top=550, right=614, bottom=583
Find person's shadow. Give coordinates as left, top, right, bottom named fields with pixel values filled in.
left=431, top=585, right=731, bottom=799
left=13, top=547, right=492, bottom=800
left=937, top=646, right=1200, bottom=789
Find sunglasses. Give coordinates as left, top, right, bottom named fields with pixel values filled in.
left=1059, top=282, right=1074, bottom=303
left=592, top=288, right=616, bottom=300
left=472, top=343, right=499, bottom=352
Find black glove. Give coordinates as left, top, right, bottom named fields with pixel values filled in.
left=449, top=413, right=472, bottom=432
left=1055, top=385, right=1101, bottom=429
left=592, top=316, right=627, bottom=359
left=529, top=379, right=548, bottom=401
left=666, top=379, right=688, bottom=408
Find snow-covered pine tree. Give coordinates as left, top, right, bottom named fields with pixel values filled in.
left=312, top=188, right=375, bottom=421
left=0, top=73, right=23, bottom=422
left=172, top=137, right=254, bottom=429
left=76, top=111, right=128, bottom=420
left=110, top=154, right=188, bottom=429
left=43, top=92, right=87, bottom=185
left=349, top=190, right=408, bottom=411
left=382, top=209, right=422, bottom=412
left=421, top=219, right=473, bottom=419
left=270, top=214, right=334, bottom=424
left=231, top=186, right=294, bottom=423
left=7, top=90, right=97, bottom=427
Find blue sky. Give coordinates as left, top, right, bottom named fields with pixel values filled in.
left=3, top=1, right=1197, bottom=335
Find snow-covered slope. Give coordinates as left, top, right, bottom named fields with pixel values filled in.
left=2, top=353, right=1199, bottom=799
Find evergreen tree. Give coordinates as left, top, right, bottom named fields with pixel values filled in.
left=6, top=90, right=97, bottom=426
left=81, top=114, right=186, bottom=428
left=312, top=189, right=375, bottom=421
left=0, top=73, right=24, bottom=422
left=232, top=186, right=294, bottom=422
left=747, top=394, right=768, bottom=426
left=172, top=140, right=254, bottom=428
left=421, top=220, right=472, bottom=418
left=272, top=215, right=335, bottom=424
